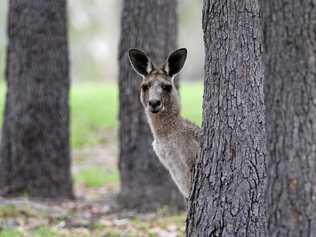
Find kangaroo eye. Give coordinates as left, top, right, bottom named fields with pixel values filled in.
left=141, top=84, right=149, bottom=91
left=162, top=84, right=172, bottom=92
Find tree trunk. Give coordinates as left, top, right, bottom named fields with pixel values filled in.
left=261, top=1, right=316, bottom=236
left=118, top=0, right=184, bottom=211
left=0, top=0, right=73, bottom=199
left=186, top=1, right=267, bottom=236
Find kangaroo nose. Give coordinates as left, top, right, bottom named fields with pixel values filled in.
left=149, top=99, right=161, bottom=108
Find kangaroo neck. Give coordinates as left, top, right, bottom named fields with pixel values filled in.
left=146, top=110, right=182, bottom=138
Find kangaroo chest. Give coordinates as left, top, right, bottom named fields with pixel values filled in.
left=152, top=136, right=190, bottom=197
left=153, top=138, right=179, bottom=168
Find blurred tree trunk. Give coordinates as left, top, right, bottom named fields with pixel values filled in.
left=118, top=0, right=184, bottom=211
left=261, top=1, right=316, bottom=236
left=186, top=0, right=267, bottom=236
left=0, top=0, right=73, bottom=198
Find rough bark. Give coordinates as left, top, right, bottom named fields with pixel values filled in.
left=261, top=1, right=316, bottom=236
left=0, top=0, right=73, bottom=199
left=186, top=1, right=267, bottom=236
left=118, top=0, right=184, bottom=211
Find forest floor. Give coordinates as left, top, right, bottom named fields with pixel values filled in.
left=0, top=82, right=200, bottom=236
left=0, top=130, right=186, bottom=237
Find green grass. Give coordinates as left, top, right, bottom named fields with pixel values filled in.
left=0, top=227, right=61, bottom=237
left=180, top=83, right=203, bottom=126
left=70, top=83, right=118, bottom=147
left=33, top=227, right=56, bottom=237
left=0, top=211, right=185, bottom=236
left=0, top=230, right=22, bottom=237
left=75, top=167, right=119, bottom=188
left=0, top=205, right=34, bottom=219
left=0, top=82, right=203, bottom=148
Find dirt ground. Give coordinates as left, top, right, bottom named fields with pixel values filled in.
left=0, top=130, right=186, bottom=237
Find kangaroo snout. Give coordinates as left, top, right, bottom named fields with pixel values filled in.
left=149, top=99, right=162, bottom=113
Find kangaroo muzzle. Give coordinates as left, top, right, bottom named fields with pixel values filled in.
left=149, top=99, right=162, bottom=113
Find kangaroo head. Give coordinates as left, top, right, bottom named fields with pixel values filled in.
left=128, top=48, right=187, bottom=115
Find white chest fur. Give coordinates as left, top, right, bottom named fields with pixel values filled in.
left=152, top=137, right=191, bottom=198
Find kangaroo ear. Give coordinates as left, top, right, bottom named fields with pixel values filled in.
left=164, top=48, right=187, bottom=77
left=128, top=48, right=153, bottom=77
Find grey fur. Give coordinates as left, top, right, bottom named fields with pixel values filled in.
left=128, top=49, right=200, bottom=198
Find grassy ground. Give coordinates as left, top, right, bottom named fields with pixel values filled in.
left=0, top=81, right=203, bottom=148
left=0, top=81, right=202, bottom=236
left=70, top=83, right=119, bottom=148
left=0, top=207, right=186, bottom=237
left=0, top=134, right=187, bottom=237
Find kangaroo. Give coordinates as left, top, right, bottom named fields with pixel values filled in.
left=128, top=48, right=200, bottom=198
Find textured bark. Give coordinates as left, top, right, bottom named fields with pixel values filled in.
left=118, top=0, right=184, bottom=211
left=0, top=0, right=73, bottom=198
left=186, top=1, right=267, bottom=236
left=261, top=1, right=316, bottom=236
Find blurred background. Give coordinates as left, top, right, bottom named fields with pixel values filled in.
left=0, top=0, right=204, bottom=84
left=0, top=0, right=204, bottom=236
left=0, top=0, right=204, bottom=147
